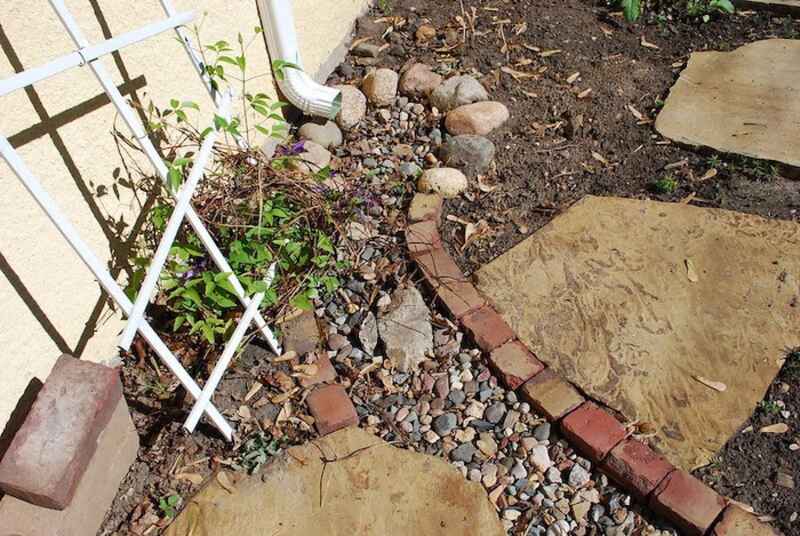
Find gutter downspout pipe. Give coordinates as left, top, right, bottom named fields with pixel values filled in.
left=259, top=0, right=342, bottom=119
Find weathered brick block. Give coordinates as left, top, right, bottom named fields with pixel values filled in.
left=561, top=402, right=628, bottom=462
left=461, top=307, right=515, bottom=352
left=519, top=369, right=584, bottom=421
left=0, top=398, right=138, bottom=536
left=307, top=384, right=359, bottom=436
left=408, top=193, right=443, bottom=224
left=489, top=340, right=545, bottom=389
left=299, top=352, right=338, bottom=388
left=602, top=438, right=673, bottom=499
left=0, top=355, right=122, bottom=509
left=406, top=220, right=443, bottom=258
left=650, top=469, right=727, bottom=536
left=414, top=248, right=484, bottom=318
left=712, top=505, right=780, bottom=536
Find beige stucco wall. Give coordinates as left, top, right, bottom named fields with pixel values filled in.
left=0, top=0, right=369, bottom=431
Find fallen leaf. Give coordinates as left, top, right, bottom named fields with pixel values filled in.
left=216, top=472, right=236, bottom=494
left=697, top=168, right=718, bottom=182
left=539, top=49, right=562, bottom=57
left=591, top=152, right=609, bottom=166
left=693, top=376, right=726, bottom=392
left=627, top=104, right=644, bottom=121
left=759, top=423, right=790, bottom=434
left=237, top=405, right=252, bottom=420
left=501, top=66, right=538, bottom=80
left=276, top=401, right=292, bottom=423
left=175, top=473, right=204, bottom=485
left=566, top=72, right=581, bottom=84
left=640, top=36, right=660, bottom=49
left=577, top=88, right=592, bottom=99
left=477, top=175, right=497, bottom=193
left=244, top=382, right=263, bottom=402
left=292, top=363, right=319, bottom=378
left=685, top=259, right=699, bottom=283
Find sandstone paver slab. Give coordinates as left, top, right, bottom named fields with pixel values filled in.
left=733, top=0, right=800, bottom=16
left=655, top=39, right=800, bottom=169
left=164, top=426, right=504, bottom=536
left=475, top=196, right=800, bottom=469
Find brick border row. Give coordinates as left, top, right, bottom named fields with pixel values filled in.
left=404, top=192, right=778, bottom=536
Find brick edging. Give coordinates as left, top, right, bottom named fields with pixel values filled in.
left=405, top=194, right=779, bottom=536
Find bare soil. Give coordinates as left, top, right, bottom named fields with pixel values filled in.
left=342, top=0, right=800, bottom=274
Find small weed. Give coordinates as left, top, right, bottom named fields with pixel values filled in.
left=784, top=348, right=800, bottom=378
left=706, top=154, right=723, bottom=169
left=237, top=432, right=283, bottom=474
left=652, top=175, right=678, bottom=194
left=734, top=156, right=779, bottom=181
left=158, top=494, right=181, bottom=518
left=378, top=0, right=393, bottom=14
left=758, top=400, right=782, bottom=415
left=614, top=0, right=734, bottom=22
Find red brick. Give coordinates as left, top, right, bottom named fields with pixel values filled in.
left=650, top=470, right=727, bottom=536
left=414, top=248, right=484, bottom=318
left=406, top=220, right=442, bottom=258
left=519, top=369, right=584, bottom=421
left=602, top=438, right=673, bottom=500
left=307, top=384, right=359, bottom=436
left=0, top=355, right=122, bottom=510
left=561, top=402, right=628, bottom=462
left=712, top=505, right=780, bottom=536
left=461, top=307, right=515, bottom=352
left=0, top=398, right=138, bottom=536
left=299, top=352, right=338, bottom=388
left=408, top=193, right=443, bottom=224
left=489, top=340, right=545, bottom=389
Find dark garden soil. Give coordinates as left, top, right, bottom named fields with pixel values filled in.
left=339, top=0, right=800, bottom=274
left=694, top=350, right=800, bottom=536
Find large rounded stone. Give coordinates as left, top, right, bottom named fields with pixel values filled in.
left=298, top=120, right=343, bottom=149
left=440, top=135, right=496, bottom=175
left=164, top=427, right=505, bottom=536
left=445, top=101, right=510, bottom=136
left=399, top=63, right=443, bottom=98
left=417, top=168, right=468, bottom=198
left=362, top=68, right=399, bottom=107
left=334, top=85, right=367, bottom=130
left=430, top=75, right=489, bottom=112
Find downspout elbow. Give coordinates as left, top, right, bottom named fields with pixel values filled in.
left=259, top=0, right=342, bottom=120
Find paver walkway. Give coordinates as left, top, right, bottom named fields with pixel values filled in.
left=165, top=426, right=504, bottom=536
left=475, top=196, right=800, bottom=469
left=656, top=39, right=800, bottom=169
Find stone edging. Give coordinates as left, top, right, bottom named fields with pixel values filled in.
left=404, top=193, right=778, bottom=536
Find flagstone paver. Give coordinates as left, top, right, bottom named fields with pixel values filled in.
left=164, top=427, right=505, bottom=536
left=475, top=196, right=800, bottom=470
left=733, top=0, right=800, bottom=16
left=655, top=39, right=800, bottom=168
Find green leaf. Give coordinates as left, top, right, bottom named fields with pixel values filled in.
left=173, top=315, right=187, bottom=332
left=621, top=0, right=641, bottom=21
left=709, top=0, right=735, bottom=13
left=290, top=291, right=313, bottom=311
left=182, top=287, right=203, bottom=307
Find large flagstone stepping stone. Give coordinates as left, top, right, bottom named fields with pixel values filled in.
left=655, top=39, right=800, bottom=169
left=475, top=196, right=800, bottom=470
left=164, top=426, right=504, bottom=536
left=734, top=0, right=800, bottom=16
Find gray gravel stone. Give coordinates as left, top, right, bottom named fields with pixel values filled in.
left=450, top=442, right=477, bottom=463
left=440, top=135, right=495, bottom=176
left=484, top=401, right=506, bottom=424
left=432, top=413, right=457, bottom=436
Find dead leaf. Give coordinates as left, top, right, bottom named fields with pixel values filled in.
left=501, top=66, right=538, bottom=81
left=271, top=386, right=298, bottom=404
left=477, top=175, right=497, bottom=193
left=292, top=363, right=319, bottom=378
left=175, top=473, right=204, bottom=486
left=759, top=423, right=790, bottom=434
left=216, top=472, right=236, bottom=494
left=627, top=105, right=644, bottom=121
left=244, top=382, right=263, bottom=402
left=276, top=401, right=292, bottom=423
left=577, top=88, right=592, bottom=99
left=539, top=49, right=562, bottom=57
left=566, top=72, right=580, bottom=84
left=692, top=376, right=726, bottom=392
left=640, top=36, right=660, bottom=50
left=685, top=259, right=699, bottom=283
left=237, top=405, right=252, bottom=420
left=697, top=168, right=718, bottom=182
left=274, top=351, right=298, bottom=363
left=591, top=152, right=609, bottom=166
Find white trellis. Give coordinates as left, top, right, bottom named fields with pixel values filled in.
left=0, top=0, right=284, bottom=441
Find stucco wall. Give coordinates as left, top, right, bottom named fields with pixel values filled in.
left=0, top=0, right=369, bottom=431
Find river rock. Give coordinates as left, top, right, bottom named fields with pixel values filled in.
left=400, top=63, right=443, bottom=98
left=335, top=85, right=367, bottom=130
left=378, top=287, right=433, bottom=371
left=417, top=168, right=468, bottom=198
left=430, top=75, right=489, bottom=112
left=440, top=135, right=495, bottom=175
left=288, top=140, right=331, bottom=174
left=445, top=102, right=510, bottom=136
left=362, top=68, right=399, bottom=107
left=298, top=120, right=343, bottom=149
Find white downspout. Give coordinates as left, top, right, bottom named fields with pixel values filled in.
left=258, top=0, right=342, bottom=119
